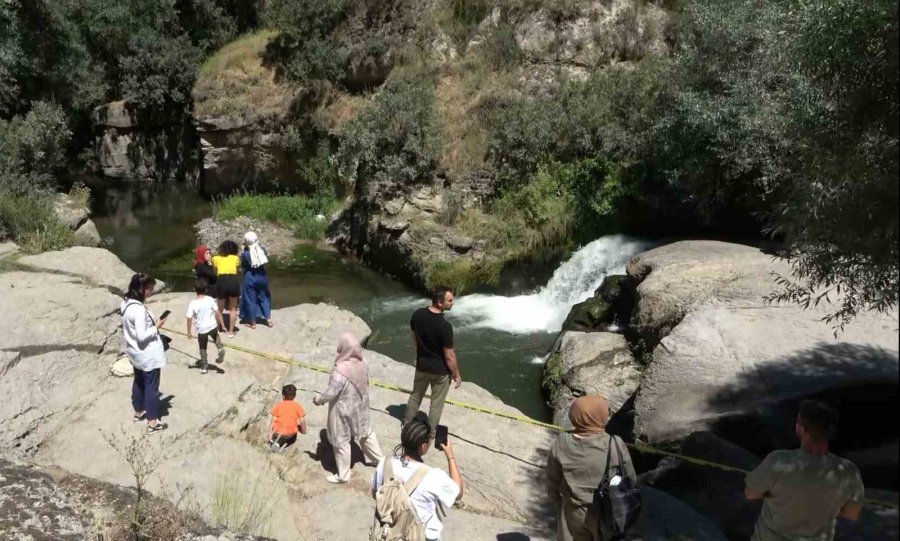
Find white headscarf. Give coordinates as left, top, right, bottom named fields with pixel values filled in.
left=243, top=231, right=268, bottom=268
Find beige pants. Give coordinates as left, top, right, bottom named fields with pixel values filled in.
left=403, top=370, right=451, bottom=430
left=557, top=501, right=601, bottom=541
left=334, top=430, right=384, bottom=480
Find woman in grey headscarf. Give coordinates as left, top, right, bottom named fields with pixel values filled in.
left=313, top=332, right=384, bottom=483
left=239, top=231, right=272, bottom=328
left=547, top=395, right=638, bottom=541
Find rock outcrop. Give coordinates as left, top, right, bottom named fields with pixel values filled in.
left=90, top=100, right=201, bottom=184
left=51, top=193, right=101, bottom=247
left=545, top=331, right=641, bottom=429
left=626, top=241, right=899, bottom=453
left=561, top=274, right=635, bottom=332
left=18, top=246, right=166, bottom=295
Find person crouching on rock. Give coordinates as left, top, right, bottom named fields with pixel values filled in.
left=212, top=240, right=241, bottom=338
left=120, top=273, right=168, bottom=433
left=371, top=418, right=463, bottom=541
left=546, top=395, right=637, bottom=541
left=313, top=332, right=384, bottom=483
left=268, top=384, right=308, bottom=452
left=239, top=231, right=272, bottom=329
left=185, top=278, right=225, bottom=374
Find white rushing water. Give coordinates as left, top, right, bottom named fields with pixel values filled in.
left=449, top=235, right=652, bottom=334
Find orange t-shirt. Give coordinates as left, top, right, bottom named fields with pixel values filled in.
left=271, top=400, right=305, bottom=435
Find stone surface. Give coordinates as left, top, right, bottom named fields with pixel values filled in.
left=628, top=241, right=900, bottom=451
left=378, top=218, right=410, bottom=234
left=546, top=331, right=641, bottom=429
left=72, top=219, right=101, bottom=247
left=52, top=193, right=90, bottom=230
left=446, top=234, right=475, bottom=253
left=639, top=432, right=763, bottom=540
left=0, top=242, right=18, bottom=257
left=18, top=246, right=166, bottom=295
left=91, top=100, right=138, bottom=129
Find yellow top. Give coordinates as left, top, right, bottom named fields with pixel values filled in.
left=212, top=254, right=240, bottom=275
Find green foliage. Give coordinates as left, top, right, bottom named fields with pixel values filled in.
left=661, top=0, right=898, bottom=327
left=263, top=0, right=350, bottom=88
left=338, top=79, right=442, bottom=189
left=213, top=194, right=340, bottom=240
left=542, top=352, right=565, bottom=403
left=0, top=101, right=70, bottom=190
left=425, top=257, right=503, bottom=294
left=120, top=32, right=203, bottom=111
left=0, top=192, right=74, bottom=253
left=478, top=23, right=524, bottom=71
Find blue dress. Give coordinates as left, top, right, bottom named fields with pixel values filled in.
left=239, top=248, right=272, bottom=323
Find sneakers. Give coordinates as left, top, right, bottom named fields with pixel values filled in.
left=326, top=474, right=349, bottom=484
left=147, top=422, right=168, bottom=434
left=216, top=350, right=225, bottom=364
left=200, top=368, right=208, bottom=374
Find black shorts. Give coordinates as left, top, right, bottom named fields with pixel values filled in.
left=216, top=274, right=241, bottom=299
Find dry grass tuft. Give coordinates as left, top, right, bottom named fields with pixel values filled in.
left=193, top=30, right=293, bottom=120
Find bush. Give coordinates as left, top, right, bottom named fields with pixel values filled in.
left=338, top=79, right=442, bottom=189
left=425, top=257, right=503, bottom=293
left=262, top=0, right=350, bottom=87
left=213, top=194, right=340, bottom=240
left=0, top=190, right=74, bottom=253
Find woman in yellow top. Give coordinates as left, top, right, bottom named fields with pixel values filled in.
left=212, top=240, right=241, bottom=337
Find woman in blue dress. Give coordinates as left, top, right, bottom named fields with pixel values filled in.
left=239, top=231, right=273, bottom=329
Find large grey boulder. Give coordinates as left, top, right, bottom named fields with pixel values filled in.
left=18, top=246, right=165, bottom=295
left=72, top=219, right=101, bottom=247
left=639, top=432, right=763, bottom=540
left=52, top=193, right=90, bottom=230
left=628, top=241, right=900, bottom=450
left=546, top=331, right=641, bottom=428
left=0, top=271, right=122, bottom=454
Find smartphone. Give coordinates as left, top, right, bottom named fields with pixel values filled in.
left=435, top=424, right=449, bottom=451
left=159, top=309, right=171, bottom=320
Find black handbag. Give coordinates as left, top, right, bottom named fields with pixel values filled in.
left=595, top=435, right=642, bottom=539
left=160, top=334, right=172, bottom=351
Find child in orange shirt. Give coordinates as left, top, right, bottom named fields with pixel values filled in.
left=269, top=384, right=308, bottom=452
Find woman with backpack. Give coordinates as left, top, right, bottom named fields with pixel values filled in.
left=312, top=332, right=384, bottom=483
left=546, top=395, right=638, bottom=541
left=370, top=418, right=463, bottom=541
left=120, top=273, right=168, bottom=433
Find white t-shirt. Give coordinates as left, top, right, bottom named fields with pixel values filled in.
left=371, top=457, right=460, bottom=540
left=185, top=295, right=218, bottom=334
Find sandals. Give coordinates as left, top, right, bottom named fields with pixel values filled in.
left=147, top=422, right=168, bottom=434
left=266, top=320, right=274, bottom=328
left=133, top=412, right=146, bottom=423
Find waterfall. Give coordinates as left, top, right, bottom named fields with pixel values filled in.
left=449, top=235, right=652, bottom=334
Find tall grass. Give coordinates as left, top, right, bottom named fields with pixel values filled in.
left=200, top=30, right=278, bottom=77
left=0, top=191, right=74, bottom=253
left=211, top=468, right=274, bottom=536
left=213, top=194, right=340, bottom=240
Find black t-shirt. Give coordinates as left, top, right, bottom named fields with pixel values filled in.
left=410, top=307, right=454, bottom=375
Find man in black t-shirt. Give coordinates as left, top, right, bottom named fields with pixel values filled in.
left=403, top=286, right=461, bottom=431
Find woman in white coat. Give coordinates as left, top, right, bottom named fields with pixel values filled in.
left=120, top=273, right=168, bottom=433
left=313, top=332, right=384, bottom=483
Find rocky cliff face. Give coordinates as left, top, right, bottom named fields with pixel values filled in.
left=90, top=100, right=201, bottom=184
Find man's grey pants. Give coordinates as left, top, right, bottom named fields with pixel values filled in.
left=403, top=369, right=451, bottom=431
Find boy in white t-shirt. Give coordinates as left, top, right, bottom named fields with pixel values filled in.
left=186, top=278, right=226, bottom=374
left=372, top=419, right=462, bottom=541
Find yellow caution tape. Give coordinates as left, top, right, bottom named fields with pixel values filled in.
left=162, top=328, right=899, bottom=510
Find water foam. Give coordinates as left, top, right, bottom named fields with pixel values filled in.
left=450, top=235, right=651, bottom=334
